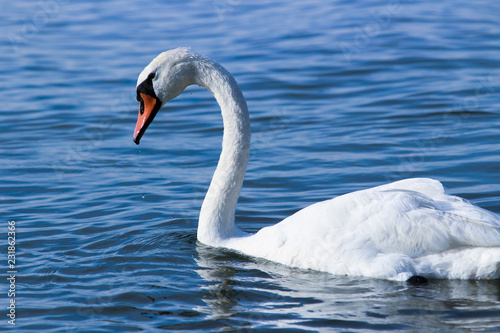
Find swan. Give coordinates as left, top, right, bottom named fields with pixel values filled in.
left=133, top=47, right=500, bottom=281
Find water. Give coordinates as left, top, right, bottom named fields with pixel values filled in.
left=2, top=0, right=500, bottom=331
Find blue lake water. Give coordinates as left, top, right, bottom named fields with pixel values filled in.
left=2, top=0, right=500, bottom=331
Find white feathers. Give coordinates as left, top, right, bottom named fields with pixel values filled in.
left=221, top=177, right=500, bottom=280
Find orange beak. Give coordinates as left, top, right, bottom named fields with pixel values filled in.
left=133, top=93, right=161, bottom=145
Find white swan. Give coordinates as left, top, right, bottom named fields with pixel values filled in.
left=133, top=47, right=500, bottom=281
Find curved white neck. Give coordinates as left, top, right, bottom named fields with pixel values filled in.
left=194, top=58, right=251, bottom=245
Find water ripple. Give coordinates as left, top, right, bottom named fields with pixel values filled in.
left=3, top=0, right=500, bottom=331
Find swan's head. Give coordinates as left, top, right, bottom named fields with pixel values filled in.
left=133, top=47, right=198, bottom=144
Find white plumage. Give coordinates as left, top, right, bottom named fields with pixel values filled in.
left=134, top=48, right=500, bottom=281
left=224, top=178, right=500, bottom=280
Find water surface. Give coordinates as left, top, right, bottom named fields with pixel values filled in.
left=2, top=0, right=500, bottom=331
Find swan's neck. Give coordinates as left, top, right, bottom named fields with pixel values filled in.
left=195, top=59, right=250, bottom=245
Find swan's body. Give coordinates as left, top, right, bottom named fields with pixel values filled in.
left=133, top=47, right=500, bottom=281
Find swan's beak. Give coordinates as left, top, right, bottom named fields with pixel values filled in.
left=133, top=93, right=161, bottom=145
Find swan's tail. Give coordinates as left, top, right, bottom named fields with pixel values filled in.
left=414, top=247, right=500, bottom=279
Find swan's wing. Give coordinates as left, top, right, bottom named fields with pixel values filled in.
left=225, top=178, right=500, bottom=279
left=371, top=177, right=445, bottom=197
left=377, top=178, right=500, bottom=229
left=350, top=178, right=500, bottom=252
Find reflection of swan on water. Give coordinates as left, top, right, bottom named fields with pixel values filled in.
left=133, top=47, right=500, bottom=281
left=194, top=243, right=500, bottom=331
left=194, top=244, right=242, bottom=320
